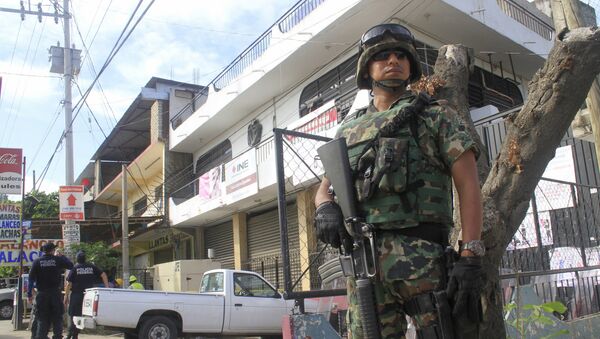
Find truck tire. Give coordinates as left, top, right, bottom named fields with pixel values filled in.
left=124, top=332, right=138, bottom=339
left=0, top=300, right=14, bottom=320
left=139, top=315, right=177, bottom=339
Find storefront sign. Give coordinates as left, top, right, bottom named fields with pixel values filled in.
left=0, top=148, right=22, bottom=195
left=0, top=239, right=64, bottom=266
left=0, top=203, right=22, bottom=243
left=148, top=234, right=171, bottom=250
left=225, top=151, right=257, bottom=204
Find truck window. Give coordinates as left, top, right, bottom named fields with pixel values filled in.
left=233, top=273, right=278, bottom=298
left=200, top=272, right=224, bottom=292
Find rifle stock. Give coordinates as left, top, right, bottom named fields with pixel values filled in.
left=316, top=138, right=358, bottom=228
left=317, top=138, right=381, bottom=339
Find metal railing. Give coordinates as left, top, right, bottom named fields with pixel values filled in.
left=170, top=0, right=327, bottom=130
left=278, top=0, right=327, bottom=33
left=496, top=0, right=554, bottom=40
left=501, top=266, right=600, bottom=319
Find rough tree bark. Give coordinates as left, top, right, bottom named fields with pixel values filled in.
left=432, top=27, right=600, bottom=338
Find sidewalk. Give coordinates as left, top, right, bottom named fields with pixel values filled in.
left=0, top=319, right=123, bottom=338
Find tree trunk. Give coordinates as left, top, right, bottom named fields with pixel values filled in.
left=432, top=27, right=600, bottom=338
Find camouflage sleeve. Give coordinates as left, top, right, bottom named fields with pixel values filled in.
left=428, top=104, right=480, bottom=169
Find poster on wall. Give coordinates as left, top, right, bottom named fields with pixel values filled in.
left=0, top=239, right=64, bottom=266
left=507, top=211, right=553, bottom=250
left=198, top=165, right=224, bottom=207
left=535, top=145, right=577, bottom=211
left=224, top=150, right=257, bottom=204
left=0, top=148, right=22, bottom=195
left=548, top=247, right=584, bottom=287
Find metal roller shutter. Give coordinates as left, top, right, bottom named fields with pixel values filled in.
left=248, top=204, right=299, bottom=259
left=204, top=221, right=234, bottom=269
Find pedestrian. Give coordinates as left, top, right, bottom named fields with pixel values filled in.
left=314, top=23, right=485, bottom=338
left=27, top=242, right=74, bottom=339
left=63, top=250, right=109, bottom=339
left=128, top=275, right=144, bottom=290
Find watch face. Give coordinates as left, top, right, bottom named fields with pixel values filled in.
left=464, top=240, right=485, bottom=256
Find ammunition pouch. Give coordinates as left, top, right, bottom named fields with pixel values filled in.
left=356, top=137, right=410, bottom=202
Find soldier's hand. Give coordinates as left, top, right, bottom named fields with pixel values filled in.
left=446, top=256, right=483, bottom=323
left=314, top=201, right=351, bottom=249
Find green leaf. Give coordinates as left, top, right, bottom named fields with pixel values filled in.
left=542, top=301, right=568, bottom=314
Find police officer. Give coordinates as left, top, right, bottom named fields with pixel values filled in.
left=128, top=275, right=144, bottom=290
left=28, top=242, right=74, bottom=339
left=64, top=250, right=109, bottom=339
left=315, top=23, right=484, bottom=338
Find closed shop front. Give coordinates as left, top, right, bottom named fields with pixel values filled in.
left=204, top=221, right=234, bottom=269
left=248, top=204, right=299, bottom=259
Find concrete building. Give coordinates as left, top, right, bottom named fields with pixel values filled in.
left=75, top=77, right=203, bottom=273
left=167, top=0, right=568, bottom=290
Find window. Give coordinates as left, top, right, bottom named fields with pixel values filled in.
left=200, top=272, right=224, bottom=293
left=233, top=273, right=278, bottom=298
left=468, top=66, right=523, bottom=111
left=133, top=196, right=147, bottom=216
left=195, top=140, right=232, bottom=178
left=299, top=54, right=358, bottom=120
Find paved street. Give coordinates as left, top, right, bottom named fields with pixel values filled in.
left=0, top=319, right=123, bottom=338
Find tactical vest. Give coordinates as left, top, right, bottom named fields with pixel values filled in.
left=336, top=96, right=453, bottom=229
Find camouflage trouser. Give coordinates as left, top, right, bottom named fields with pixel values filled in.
left=346, top=231, right=445, bottom=339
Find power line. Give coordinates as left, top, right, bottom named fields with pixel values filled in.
left=36, top=0, right=156, bottom=191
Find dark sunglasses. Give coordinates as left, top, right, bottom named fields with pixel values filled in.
left=360, top=24, right=414, bottom=47
left=372, top=50, right=407, bottom=62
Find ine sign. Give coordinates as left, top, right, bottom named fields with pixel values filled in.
left=59, top=185, right=85, bottom=221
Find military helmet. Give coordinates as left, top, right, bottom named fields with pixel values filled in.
left=356, top=23, right=422, bottom=89
left=129, top=275, right=137, bottom=283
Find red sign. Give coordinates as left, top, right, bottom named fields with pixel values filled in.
left=59, top=186, right=85, bottom=221
left=0, top=148, right=22, bottom=195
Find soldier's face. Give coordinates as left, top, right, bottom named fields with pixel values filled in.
left=368, top=49, right=411, bottom=82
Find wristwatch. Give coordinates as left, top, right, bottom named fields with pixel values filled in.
left=460, top=240, right=485, bottom=257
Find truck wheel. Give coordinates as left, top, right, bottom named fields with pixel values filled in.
left=139, top=315, right=177, bottom=339
left=0, top=300, right=14, bottom=320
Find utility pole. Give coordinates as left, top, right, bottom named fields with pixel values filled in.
left=122, top=164, right=130, bottom=289
left=63, top=0, right=73, bottom=186
left=551, top=0, right=600, bottom=170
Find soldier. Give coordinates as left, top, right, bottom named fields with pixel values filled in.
left=314, top=23, right=484, bottom=338
left=28, top=243, right=74, bottom=339
left=64, top=250, right=109, bottom=339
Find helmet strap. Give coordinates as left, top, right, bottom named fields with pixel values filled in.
left=372, top=79, right=409, bottom=93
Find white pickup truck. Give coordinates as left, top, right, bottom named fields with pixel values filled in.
left=74, top=269, right=314, bottom=338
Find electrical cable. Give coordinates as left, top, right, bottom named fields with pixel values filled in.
left=36, top=0, right=156, bottom=192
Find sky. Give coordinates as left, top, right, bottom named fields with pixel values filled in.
left=0, top=0, right=298, bottom=195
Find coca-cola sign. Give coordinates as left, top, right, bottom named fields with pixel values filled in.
left=0, top=148, right=22, bottom=195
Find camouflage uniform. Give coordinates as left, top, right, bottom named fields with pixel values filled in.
left=336, top=94, right=478, bottom=338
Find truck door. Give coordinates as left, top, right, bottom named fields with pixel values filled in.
left=228, top=272, right=287, bottom=333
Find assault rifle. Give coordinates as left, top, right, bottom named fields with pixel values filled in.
left=317, top=138, right=380, bottom=339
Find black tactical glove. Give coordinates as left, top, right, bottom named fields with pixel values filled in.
left=446, top=256, right=484, bottom=323
left=314, top=201, right=351, bottom=250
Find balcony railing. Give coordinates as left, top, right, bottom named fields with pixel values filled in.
left=170, top=0, right=327, bottom=130
left=496, top=0, right=554, bottom=40
left=278, top=0, right=327, bottom=33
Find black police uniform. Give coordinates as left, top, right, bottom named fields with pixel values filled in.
left=66, top=262, right=104, bottom=339
left=28, top=246, right=73, bottom=339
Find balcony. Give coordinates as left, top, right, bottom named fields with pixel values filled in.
left=170, top=0, right=553, bottom=154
